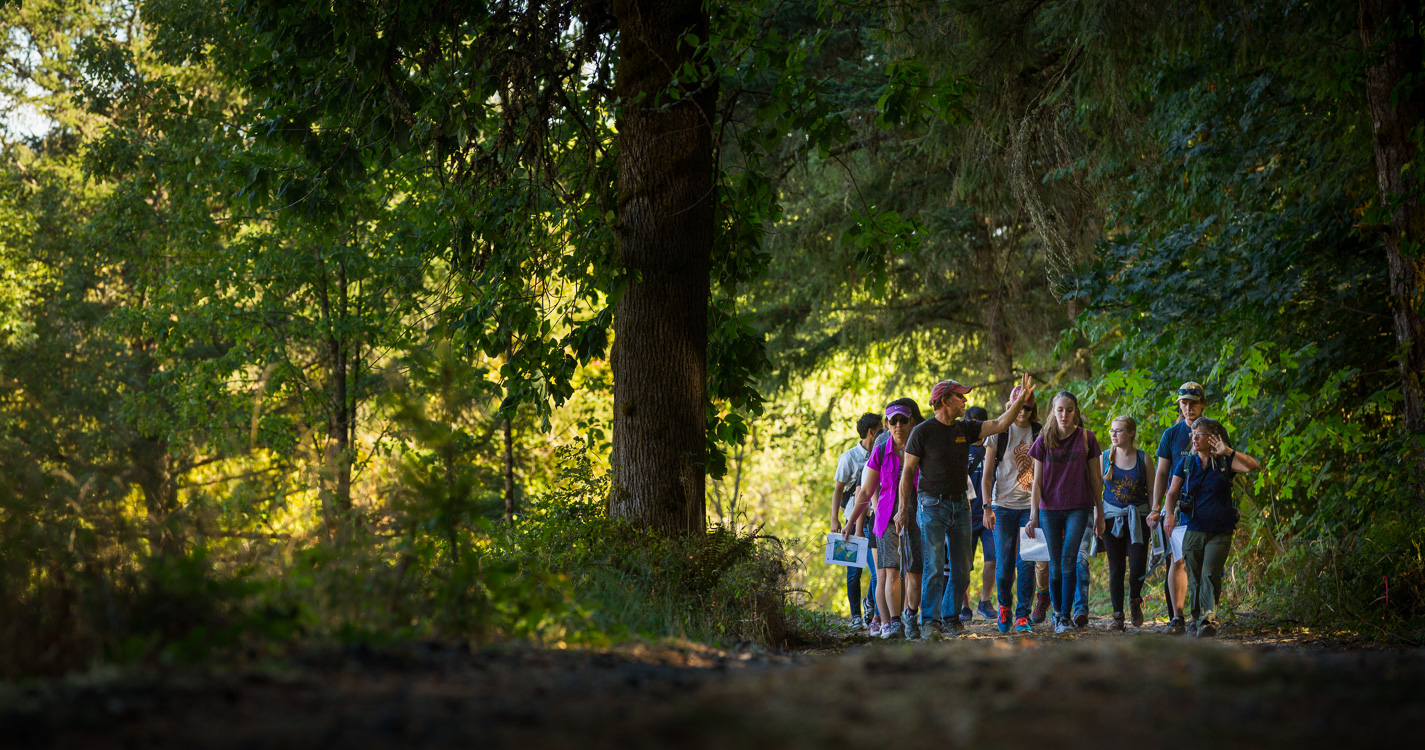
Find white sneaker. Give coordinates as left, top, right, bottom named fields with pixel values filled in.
left=880, top=619, right=904, bottom=639
left=850, top=615, right=864, bottom=630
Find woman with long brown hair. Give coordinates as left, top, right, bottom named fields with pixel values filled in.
left=1026, top=391, right=1105, bottom=633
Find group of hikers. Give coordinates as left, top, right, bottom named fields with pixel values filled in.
left=831, top=373, right=1259, bottom=639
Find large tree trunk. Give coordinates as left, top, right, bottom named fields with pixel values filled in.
left=608, top=0, right=716, bottom=535
left=1360, top=0, right=1425, bottom=500
left=976, top=215, right=1015, bottom=405
left=131, top=433, right=179, bottom=558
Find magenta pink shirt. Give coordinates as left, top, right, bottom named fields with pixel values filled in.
left=866, top=440, right=918, bottom=537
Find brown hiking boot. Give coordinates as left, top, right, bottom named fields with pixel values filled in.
left=1030, top=591, right=1050, bottom=624
left=1111, top=612, right=1126, bottom=631
left=1130, top=597, right=1144, bottom=627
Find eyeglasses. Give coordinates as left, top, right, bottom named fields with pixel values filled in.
left=888, top=416, right=911, bottom=427
left=1178, top=387, right=1204, bottom=398
left=1109, top=428, right=1131, bottom=435
left=1190, top=432, right=1210, bottom=439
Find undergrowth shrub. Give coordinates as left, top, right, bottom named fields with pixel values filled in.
left=0, top=443, right=797, bottom=679
left=1227, top=507, right=1425, bottom=642
left=484, top=446, right=794, bottom=646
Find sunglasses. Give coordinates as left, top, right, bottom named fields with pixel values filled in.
left=1178, top=387, right=1204, bottom=398
left=888, top=416, right=911, bottom=426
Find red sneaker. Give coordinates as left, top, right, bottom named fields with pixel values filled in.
left=997, top=605, right=1012, bottom=633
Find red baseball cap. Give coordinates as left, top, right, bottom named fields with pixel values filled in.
left=930, top=380, right=972, bottom=405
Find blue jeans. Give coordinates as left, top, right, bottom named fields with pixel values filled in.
left=1075, top=537, right=1092, bottom=615
left=917, top=493, right=972, bottom=624
left=992, top=506, right=1036, bottom=619
left=845, top=558, right=877, bottom=618
left=1039, top=508, right=1090, bottom=619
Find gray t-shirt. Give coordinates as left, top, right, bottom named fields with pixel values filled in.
left=991, top=423, right=1036, bottom=509
left=834, top=443, right=871, bottom=486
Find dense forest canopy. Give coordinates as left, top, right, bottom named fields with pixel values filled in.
left=0, top=0, right=1420, bottom=674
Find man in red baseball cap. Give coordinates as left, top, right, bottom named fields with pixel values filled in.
left=896, top=371, right=1037, bottom=640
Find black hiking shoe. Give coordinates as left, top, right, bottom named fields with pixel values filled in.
left=1168, top=617, right=1186, bottom=635
left=1130, top=597, right=1144, bottom=628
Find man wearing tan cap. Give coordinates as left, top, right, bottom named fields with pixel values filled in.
left=897, top=372, right=1036, bottom=640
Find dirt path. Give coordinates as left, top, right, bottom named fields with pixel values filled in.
left=4, top=616, right=1422, bottom=749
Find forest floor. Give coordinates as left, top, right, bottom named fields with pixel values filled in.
left=4, top=613, right=1422, bottom=749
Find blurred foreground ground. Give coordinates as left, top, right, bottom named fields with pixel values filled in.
left=4, top=615, right=1421, bottom=749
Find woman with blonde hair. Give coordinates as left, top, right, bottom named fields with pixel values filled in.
left=1100, top=416, right=1151, bottom=630
left=1026, top=391, right=1105, bottom=633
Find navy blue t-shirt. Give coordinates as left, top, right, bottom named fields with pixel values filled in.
left=1174, top=454, right=1239, bottom=533
left=1155, top=421, right=1192, bottom=474
left=1102, top=450, right=1149, bottom=508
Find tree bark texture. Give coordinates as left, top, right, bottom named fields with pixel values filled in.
left=976, top=216, right=1015, bottom=406
left=503, top=415, right=515, bottom=522
left=318, top=249, right=354, bottom=535
left=131, top=433, right=178, bottom=558
left=1359, top=0, right=1425, bottom=498
left=609, top=0, right=716, bottom=535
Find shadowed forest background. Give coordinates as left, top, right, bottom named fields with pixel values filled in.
left=0, top=0, right=1422, bottom=678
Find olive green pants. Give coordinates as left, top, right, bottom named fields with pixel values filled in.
left=1182, top=530, right=1234, bottom=626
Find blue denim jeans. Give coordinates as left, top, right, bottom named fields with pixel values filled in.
left=992, top=506, right=1037, bottom=619
left=917, top=493, right=972, bottom=625
left=1075, top=540, right=1092, bottom=616
left=1039, top=508, right=1090, bottom=619
left=845, top=558, right=877, bottom=618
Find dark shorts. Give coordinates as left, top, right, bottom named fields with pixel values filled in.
left=874, top=520, right=922, bottom=572
left=974, top=527, right=994, bottom=565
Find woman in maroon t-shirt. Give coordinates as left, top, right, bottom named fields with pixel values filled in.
left=1025, top=391, right=1106, bottom=633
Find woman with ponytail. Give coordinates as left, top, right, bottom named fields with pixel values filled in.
left=1100, top=416, right=1151, bottom=630
left=1025, top=392, right=1106, bottom=633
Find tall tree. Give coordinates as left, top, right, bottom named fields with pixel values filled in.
left=607, top=0, right=716, bottom=533
left=1358, top=0, right=1425, bottom=497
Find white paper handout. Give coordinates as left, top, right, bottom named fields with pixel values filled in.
left=1018, top=526, right=1050, bottom=562
left=824, top=533, right=870, bottom=569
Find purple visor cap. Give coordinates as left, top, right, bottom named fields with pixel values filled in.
left=885, top=404, right=912, bottom=421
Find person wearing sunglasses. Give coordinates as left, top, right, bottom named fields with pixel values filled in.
left=980, top=385, right=1041, bottom=633
left=1162, top=418, right=1259, bottom=637
left=844, top=399, right=924, bottom=639
left=1148, top=381, right=1218, bottom=634
left=898, top=372, right=1037, bottom=640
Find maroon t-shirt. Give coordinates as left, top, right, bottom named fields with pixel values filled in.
left=1028, top=427, right=1100, bottom=511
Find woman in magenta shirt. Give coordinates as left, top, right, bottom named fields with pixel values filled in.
left=844, top=400, right=923, bottom=639
left=1026, top=391, right=1105, bottom=633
